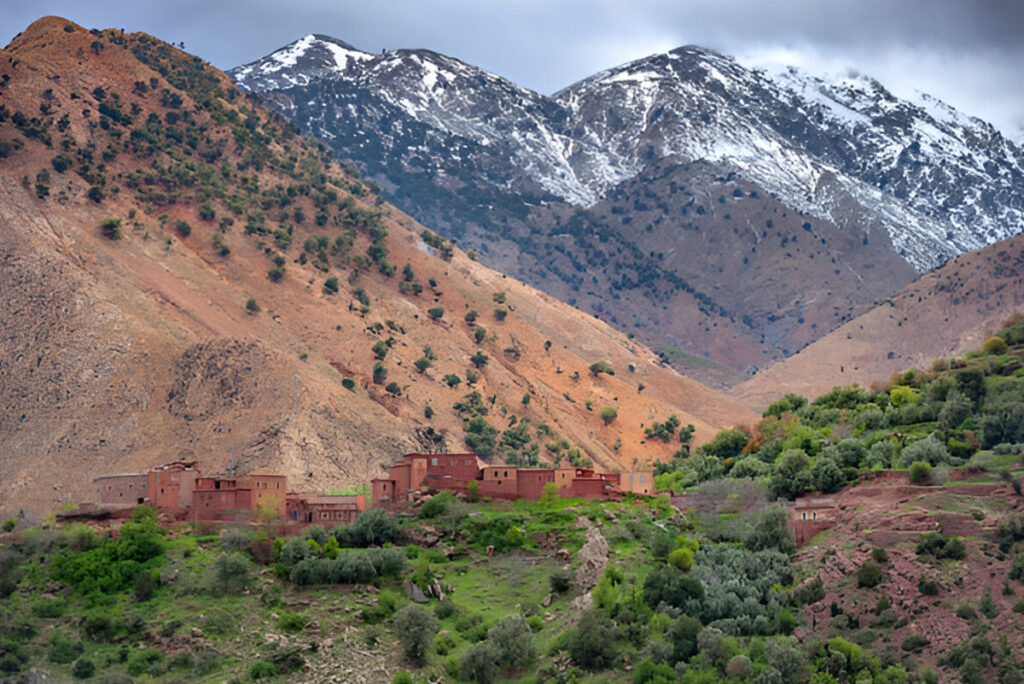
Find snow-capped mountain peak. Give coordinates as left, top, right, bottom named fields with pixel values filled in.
left=232, top=36, right=1024, bottom=272
left=231, top=34, right=373, bottom=90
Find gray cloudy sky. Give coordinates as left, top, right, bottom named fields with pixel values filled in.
left=4, top=0, right=1023, bottom=139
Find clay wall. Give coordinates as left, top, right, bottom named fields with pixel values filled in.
left=94, top=473, right=148, bottom=505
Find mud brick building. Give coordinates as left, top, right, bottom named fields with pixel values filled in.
left=371, top=453, right=654, bottom=508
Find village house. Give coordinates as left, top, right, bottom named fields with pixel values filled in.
left=192, top=471, right=287, bottom=523
left=371, top=453, right=654, bottom=508
left=93, top=453, right=655, bottom=529
left=286, top=493, right=366, bottom=525
left=788, top=495, right=837, bottom=546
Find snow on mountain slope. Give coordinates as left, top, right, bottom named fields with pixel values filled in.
left=232, top=37, right=1024, bottom=273
left=556, top=47, right=1024, bottom=271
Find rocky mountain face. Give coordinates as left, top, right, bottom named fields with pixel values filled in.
left=232, top=37, right=1024, bottom=378
left=0, top=18, right=755, bottom=514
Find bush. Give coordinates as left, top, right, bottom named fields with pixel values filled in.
left=908, top=461, right=933, bottom=485
left=600, top=406, right=617, bottom=425
left=983, top=336, right=1008, bottom=355
left=460, top=640, right=500, bottom=684
left=427, top=307, right=444, bottom=320
left=668, top=547, right=695, bottom=571
left=549, top=569, right=571, bottom=594
left=393, top=605, right=438, bottom=665
left=245, top=297, right=260, bottom=313
left=487, top=614, right=536, bottom=669
left=435, top=600, right=459, bottom=620
left=99, top=217, right=122, bottom=240
left=250, top=660, right=277, bottom=679
left=71, top=658, right=95, bottom=679
left=277, top=611, right=307, bottom=633
left=856, top=560, right=884, bottom=588
left=324, top=277, right=339, bottom=294
left=48, top=633, right=82, bottom=664
left=901, top=634, right=929, bottom=652
left=209, top=552, right=252, bottom=595
left=916, top=532, right=967, bottom=560
left=568, top=610, right=617, bottom=670
left=175, top=220, right=191, bottom=237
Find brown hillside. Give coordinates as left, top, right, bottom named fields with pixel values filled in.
left=0, top=17, right=755, bottom=515
left=733, top=232, right=1024, bottom=408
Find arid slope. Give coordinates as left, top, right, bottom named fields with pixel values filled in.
left=0, top=17, right=755, bottom=514
left=733, top=233, right=1024, bottom=407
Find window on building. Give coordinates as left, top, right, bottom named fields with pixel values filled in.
left=812, top=511, right=817, bottom=520
left=432, top=458, right=438, bottom=466
left=639, top=475, right=645, bottom=482
left=503, top=471, right=508, bottom=477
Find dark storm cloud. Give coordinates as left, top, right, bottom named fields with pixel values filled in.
left=3, top=1, right=1022, bottom=137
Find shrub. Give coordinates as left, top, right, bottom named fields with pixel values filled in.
left=71, top=658, right=95, bottom=679
left=392, top=671, right=413, bottom=684
left=175, top=220, right=191, bottom=237
left=324, top=277, right=339, bottom=294
left=668, top=547, right=695, bottom=571
left=918, top=576, right=939, bottom=596
left=642, top=565, right=704, bottom=609
left=983, top=336, right=1008, bottom=355
left=589, top=360, right=614, bottom=376
left=385, top=382, right=402, bottom=396
left=245, top=297, right=260, bottom=313
left=916, top=532, right=967, bottom=560
left=427, top=307, right=444, bottom=320
left=99, top=217, right=122, bottom=240
left=250, top=660, right=277, bottom=679
left=600, top=406, right=617, bottom=425
left=567, top=609, right=617, bottom=670
left=435, top=600, right=459, bottom=620
left=901, top=634, right=929, bottom=652
left=277, top=611, right=307, bottom=633
left=549, top=569, right=571, bottom=594
left=48, top=633, right=83, bottom=664
left=957, top=604, right=978, bottom=620
left=393, top=605, right=438, bottom=665
left=856, top=560, right=884, bottom=588
left=488, top=614, right=536, bottom=669
left=209, top=552, right=252, bottom=595
left=460, top=640, right=500, bottom=684
left=908, top=461, right=933, bottom=485
left=979, top=588, right=999, bottom=618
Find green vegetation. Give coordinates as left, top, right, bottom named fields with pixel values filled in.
left=659, top=315, right=1024, bottom=500
left=98, top=217, right=122, bottom=240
